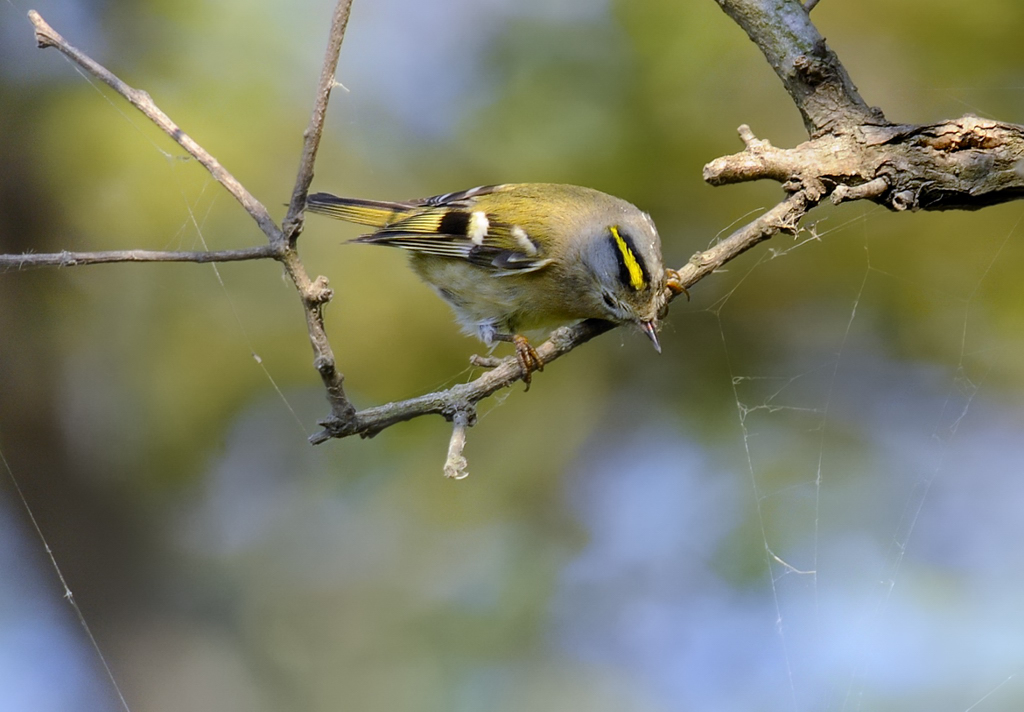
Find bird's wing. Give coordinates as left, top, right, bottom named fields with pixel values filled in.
left=350, top=187, right=554, bottom=274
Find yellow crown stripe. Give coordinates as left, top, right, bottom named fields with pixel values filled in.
left=610, top=226, right=646, bottom=291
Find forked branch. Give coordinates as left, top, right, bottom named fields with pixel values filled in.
left=23, top=4, right=360, bottom=430
left=710, top=0, right=1024, bottom=211
left=28, top=11, right=281, bottom=242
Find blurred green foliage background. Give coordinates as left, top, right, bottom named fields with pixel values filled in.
left=3, top=0, right=1024, bottom=710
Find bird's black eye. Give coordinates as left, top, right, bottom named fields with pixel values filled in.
left=602, top=292, right=616, bottom=309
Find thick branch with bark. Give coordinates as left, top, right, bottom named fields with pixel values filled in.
left=710, top=0, right=1024, bottom=212
left=714, top=0, right=884, bottom=136
left=706, top=116, right=1024, bottom=212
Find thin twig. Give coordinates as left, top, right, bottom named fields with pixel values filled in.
left=443, top=411, right=472, bottom=480
left=26, top=6, right=360, bottom=431
left=831, top=176, right=888, bottom=204
left=0, top=246, right=279, bottom=271
left=804, top=0, right=821, bottom=12
left=283, top=0, right=355, bottom=240
left=674, top=191, right=814, bottom=283
left=28, top=11, right=282, bottom=243
left=276, top=0, right=359, bottom=429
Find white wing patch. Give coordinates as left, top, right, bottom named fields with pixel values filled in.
left=511, top=225, right=538, bottom=256
left=469, top=211, right=489, bottom=246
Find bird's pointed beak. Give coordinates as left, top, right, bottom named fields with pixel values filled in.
left=640, top=320, right=661, bottom=353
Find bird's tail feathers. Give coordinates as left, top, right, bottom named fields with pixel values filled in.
left=306, top=192, right=413, bottom=228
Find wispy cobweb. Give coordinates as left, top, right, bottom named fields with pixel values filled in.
left=708, top=205, right=1024, bottom=711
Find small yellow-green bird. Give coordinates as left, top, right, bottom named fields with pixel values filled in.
left=306, top=183, right=669, bottom=384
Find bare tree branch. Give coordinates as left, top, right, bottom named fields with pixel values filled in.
left=277, top=0, right=360, bottom=431
left=0, top=246, right=279, bottom=271
left=28, top=10, right=282, bottom=243
left=24, top=4, right=361, bottom=431
left=713, top=0, right=884, bottom=137
left=443, top=411, right=472, bottom=480
left=283, top=0, right=355, bottom=240
left=706, top=117, right=1024, bottom=211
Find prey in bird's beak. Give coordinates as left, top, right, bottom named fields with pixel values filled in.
left=639, top=320, right=661, bottom=354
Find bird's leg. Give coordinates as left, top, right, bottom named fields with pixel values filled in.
left=492, top=333, right=544, bottom=390
left=665, top=268, right=689, bottom=300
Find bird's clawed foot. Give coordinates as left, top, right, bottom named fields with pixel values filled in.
left=488, top=332, right=543, bottom=390
left=666, top=268, right=689, bottom=300
left=512, top=334, right=544, bottom=390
